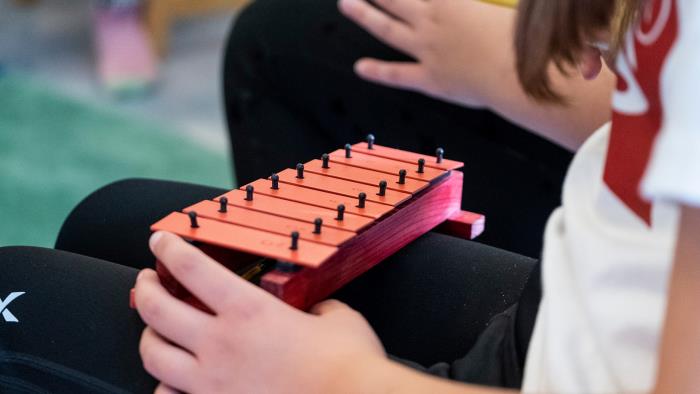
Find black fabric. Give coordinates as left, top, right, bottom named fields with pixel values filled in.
left=0, top=246, right=155, bottom=394
left=397, top=304, right=523, bottom=389
left=223, top=0, right=573, bottom=258
left=1, top=178, right=540, bottom=392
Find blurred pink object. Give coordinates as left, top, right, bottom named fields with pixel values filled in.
left=94, top=4, right=158, bottom=96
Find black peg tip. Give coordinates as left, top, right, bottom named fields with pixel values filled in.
left=271, top=173, right=280, bottom=190
left=367, top=134, right=375, bottom=150
left=436, top=147, right=444, bottom=164
left=245, top=185, right=254, bottom=201
left=417, top=158, right=426, bottom=174
left=357, top=192, right=367, bottom=208
left=377, top=180, right=388, bottom=196
left=188, top=211, right=199, bottom=228
left=336, top=204, right=346, bottom=221
left=290, top=231, right=300, bottom=250
left=398, top=169, right=407, bottom=185
left=313, top=218, right=323, bottom=234
left=344, top=143, right=352, bottom=158
left=322, top=153, right=330, bottom=169
left=219, top=197, right=228, bottom=213
left=296, top=163, right=304, bottom=179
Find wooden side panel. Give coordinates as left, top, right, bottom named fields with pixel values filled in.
left=218, top=189, right=373, bottom=232
left=260, top=171, right=464, bottom=309
left=184, top=200, right=355, bottom=246
left=275, top=169, right=411, bottom=206
left=242, top=179, right=393, bottom=219
left=151, top=212, right=338, bottom=268
left=351, top=143, right=464, bottom=171
left=328, top=150, right=445, bottom=182
left=304, top=159, right=429, bottom=194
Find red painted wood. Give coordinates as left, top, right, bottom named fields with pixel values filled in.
left=275, top=168, right=411, bottom=206
left=260, top=171, right=464, bottom=309
left=217, top=189, right=372, bottom=232
left=151, top=212, right=338, bottom=268
left=351, top=143, right=464, bottom=171
left=304, top=159, right=429, bottom=194
left=434, top=210, right=486, bottom=240
left=242, top=179, right=393, bottom=219
left=184, top=200, right=355, bottom=246
left=328, top=149, right=446, bottom=182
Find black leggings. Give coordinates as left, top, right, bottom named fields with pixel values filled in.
left=1, top=179, right=538, bottom=393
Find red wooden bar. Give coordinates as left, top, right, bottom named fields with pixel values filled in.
left=328, top=149, right=446, bottom=182
left=184, top=200, right=355, bottom=246
left=351, top=142, right=464, bottom=171
left=217, top=189, right=373, bottom=232
left=242, top=179, right=393, bottom=219
left=304, top=159, right=429, bottom=194
left=151, top=212, right=337, bottom=268
left=275, top=168, right=411, bottom=206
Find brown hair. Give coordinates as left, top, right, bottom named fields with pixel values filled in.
left=515, top=0, right=643, bottom=102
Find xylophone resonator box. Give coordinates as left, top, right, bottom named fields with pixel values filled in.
left=144, top=137, right=485, bottom=311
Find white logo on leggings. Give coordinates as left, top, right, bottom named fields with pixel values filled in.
left=0, top=292, right=25, bottom=323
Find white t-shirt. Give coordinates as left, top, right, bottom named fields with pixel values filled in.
left=522, top=0, right=700, bottom=392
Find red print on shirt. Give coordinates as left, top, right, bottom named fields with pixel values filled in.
left=604, top=0, right=679, bottom=225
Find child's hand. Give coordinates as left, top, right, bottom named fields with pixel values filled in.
left=134, top=231, right=386, bottom=394
left=339, top=0, right=515, bottom=109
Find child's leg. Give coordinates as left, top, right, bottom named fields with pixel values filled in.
left=222, top=0, right=573, bottom=258
left=335, top=232, right=539, bottom=388
left=55, top=178, right=227, bottom=270
left=50, top=179, right=538, bottom=388
left=0, top=246, right=156, bottom=393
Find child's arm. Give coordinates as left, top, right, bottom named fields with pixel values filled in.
left=653, top=206, right=700, bottom=393
left=339, top=0, right=616, bottom=151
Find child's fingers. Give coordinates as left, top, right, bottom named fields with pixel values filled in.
left=140, top=327, right=199, bottom=393
left=149, top=232, right=269, bottom=314
left=373, top=0, right=425, bottom=25
left=339, top=0, right=417, bottom=56
left=134, top=269, right=213, bottom=351
left=154, top=383, right=179, bottom=394
left=355, top=59, right=429, bottom=93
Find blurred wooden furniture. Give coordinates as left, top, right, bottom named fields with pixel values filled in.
left=146, top=0, right=250, bottom=56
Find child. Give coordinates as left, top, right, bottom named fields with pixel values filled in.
left=2, top=0, right=698, bottom=392
left=134, top=0, right=699, bottom=392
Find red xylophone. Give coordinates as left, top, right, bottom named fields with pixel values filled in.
left=143, top=136, right=485, bottom=311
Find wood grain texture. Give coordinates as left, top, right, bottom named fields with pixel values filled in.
left=260, top=171, right=464, bottom=309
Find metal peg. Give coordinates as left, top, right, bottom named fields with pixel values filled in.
left=398, top=169, right=407, bottom=185
left=367, top=134, right=375, bottom=150
left=219, top=197, right=228, bottom=213
left=377, top=180, right=387, bottom=196
left=245, top=185, right=254, bottom=201
left=271, top=173, right=280, bottom=190
left=188, top=211, right=199, bottom=228
left=313, top=218, right=323, bottom=234
left=296, top=163, right=304, bottom=179
left=436, top=147, right=444, bottom=164
left=357, top=192, right=367, bottom=208
left=336, top=204, right=346, bottom=221
left=344, top=143, right=352, bottom=158
left=417, top=158, right=425, bottom=174
left=290, top=231, right=300, bottom=250
left=322, top=153, right=330, bottom=169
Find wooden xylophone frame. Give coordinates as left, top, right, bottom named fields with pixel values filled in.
left=148, top=139, right=485, bottom=311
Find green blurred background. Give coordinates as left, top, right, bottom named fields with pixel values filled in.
left=0, top=75, right=233, bottom=247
